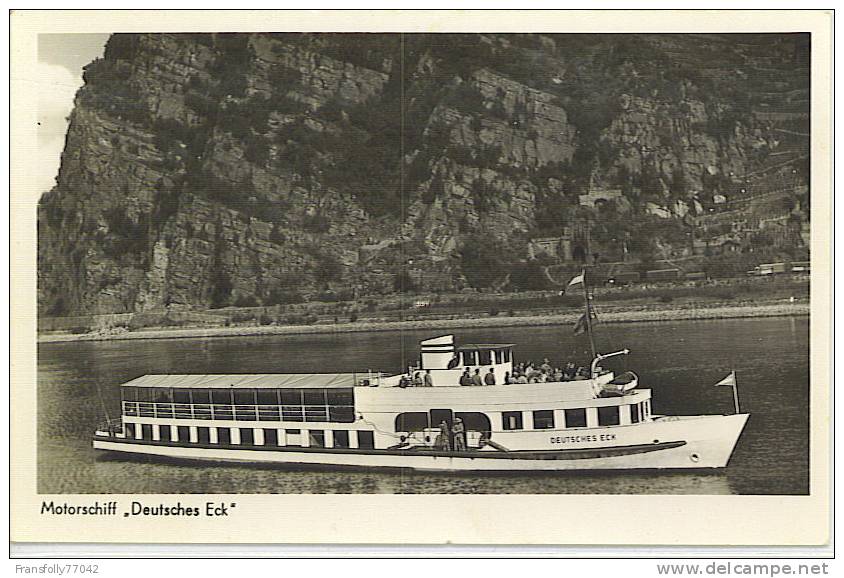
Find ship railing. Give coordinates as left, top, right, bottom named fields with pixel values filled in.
left=121, top=401, right=355, bottom=423
left=96, top=418, right=124, bottom=436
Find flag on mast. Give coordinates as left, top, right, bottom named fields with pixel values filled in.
left=564, top=270, right=585, bottom=294
left=715, top=371, right=736, bottom=387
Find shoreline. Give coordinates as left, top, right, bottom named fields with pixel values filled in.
left=38, top=301, right=809, bottom=344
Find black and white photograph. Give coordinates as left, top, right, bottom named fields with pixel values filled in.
left=12, top=9, right=832, bottom=548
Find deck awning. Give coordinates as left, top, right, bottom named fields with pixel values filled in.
left=120, top=373, right=364, bottom=389
left=455, top=344, right=515, bottom=351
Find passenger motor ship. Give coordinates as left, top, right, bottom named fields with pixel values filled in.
left=93, top=331, right=749, bottom=471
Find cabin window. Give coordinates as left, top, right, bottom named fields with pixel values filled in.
left=282, top=405, right=304, bottom=422
left=233, top=389, right=256, bottom=405
left=193, top=404, right=212, bottom=420
left=121, top=387, right=135, bottom=402
left=258, top=405, right=280, bottom=421
left=455, top=412, right=493, bottom=437
left=213, top=405, right=233, bottom=420
left=147, top=388, right=357, bottom=424
left=197, top=427, right=211, bottom=444
left=235, top=406, right=258, bottom=421
left=304, top=406, right=328, bottom=422
left=158, top=425, right=172, bottom=442
left=135, top=388, right=153, bottom=402
left=327, top=389, right=354, bottom=406
left=124, top=423, right=135, bottom=439
left=140, top=424, right=153, bottom=440
left=156, top=403, right=173, bottom=418
left=217, top=427, right=231, bottom=445
left=598, top=406, right=620, bottom=426
left=630, top=403, right=640, bottom=424
left=532, top=410, right=555, bottom=429
left=504, top=349, right=511, bottom=362
left=564, top=408, right=587, bottom=428
left=395, top=412, right=429, bottom=432
left=239, top=428, right=255, bottom=445
left=285, top=429, right=301, bottom=447
left=357, top=431, right=375, bottom=449
left=643, top=400, right=650, bottom=419
left=494, top=350, right=504, bottom=364
left=502, top=411, right=523, bottom=431
left=478, top=350, right=492, bottom=365
left=333, top=430, right=350, bottom=448
left=309, top=430, right=325, bottom=448
left=329, top=406, right=355, bottom=423
left=304, top=389, right=326, bottom=405
left=173, top=403, right=193, bottom=419
left=256, top=390, right=279, bottom=405
left=280, top=389, right=303, bottom=405
left=263, top=428, right=279, bottom=446
left=461, top=351, right=476, bottom=366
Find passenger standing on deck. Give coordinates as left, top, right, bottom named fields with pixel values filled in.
left=504, top=371, right=513, bottom=385
left=452, top=418, right=467, bottom=451
left=460, top=368, right=472, bottom=386
left=423, top=369, right=434, bottom=387
left=484, top=367, right=496, bottom=385
left=435, top=420, right=451, bottom=451
left=412, top=372, right=424, bottom=387
left=471, top=368, right=484, bottom=387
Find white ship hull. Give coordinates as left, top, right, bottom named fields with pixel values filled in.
left=94, top=413, right=748, bottom=472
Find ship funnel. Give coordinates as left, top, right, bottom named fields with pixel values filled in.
left=420, top=335, right=456, bottom=370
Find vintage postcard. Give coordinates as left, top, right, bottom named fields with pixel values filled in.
left=10, top=9, right=832, bottom=549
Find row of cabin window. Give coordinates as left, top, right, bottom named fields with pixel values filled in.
left=121, top=387, right=354, bottom=406
left=455, top=349, right=511, bottom=367
left=124, top=423, right=375, bottom=449
left=502, top=401, right=650, bottom=431
left=122, top=401, right=356, bottom=423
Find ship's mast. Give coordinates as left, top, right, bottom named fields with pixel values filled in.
left=582, top=267, right=598, bottom=359
left=581, top=267, right=597, bottom=361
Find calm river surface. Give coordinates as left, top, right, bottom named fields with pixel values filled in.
left=37, top=316, right=809, bottom=495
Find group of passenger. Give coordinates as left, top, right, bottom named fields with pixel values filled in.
left=434, top=417, right=467, bottom=451
left=459, top=367, right=497, bottom=386
left=399, top=358, right=593, bottom=388
left=505, top=359, right=592, bottom=384
left=398, top=370, right=435, bottom=388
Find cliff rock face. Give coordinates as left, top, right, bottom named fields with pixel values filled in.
left=38, top=33, right=810, bottom=315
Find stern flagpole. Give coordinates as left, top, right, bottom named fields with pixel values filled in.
left=732, top=371, right=740, bottom=415
left=715, top=371, right=740, bottom=414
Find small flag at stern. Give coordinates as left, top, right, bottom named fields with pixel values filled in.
left=715, top=371, right=736, bottom=387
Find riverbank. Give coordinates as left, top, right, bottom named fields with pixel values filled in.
left=38, top=299, right=809, bottom=343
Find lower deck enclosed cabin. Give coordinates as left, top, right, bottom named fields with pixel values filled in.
left=115, top=373, right=382, bottom=450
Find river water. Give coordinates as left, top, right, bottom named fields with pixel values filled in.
left=37, top=316, right=809, bottom=495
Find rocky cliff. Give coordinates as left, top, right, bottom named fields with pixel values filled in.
left=38, top=32, right=810, bottom=315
